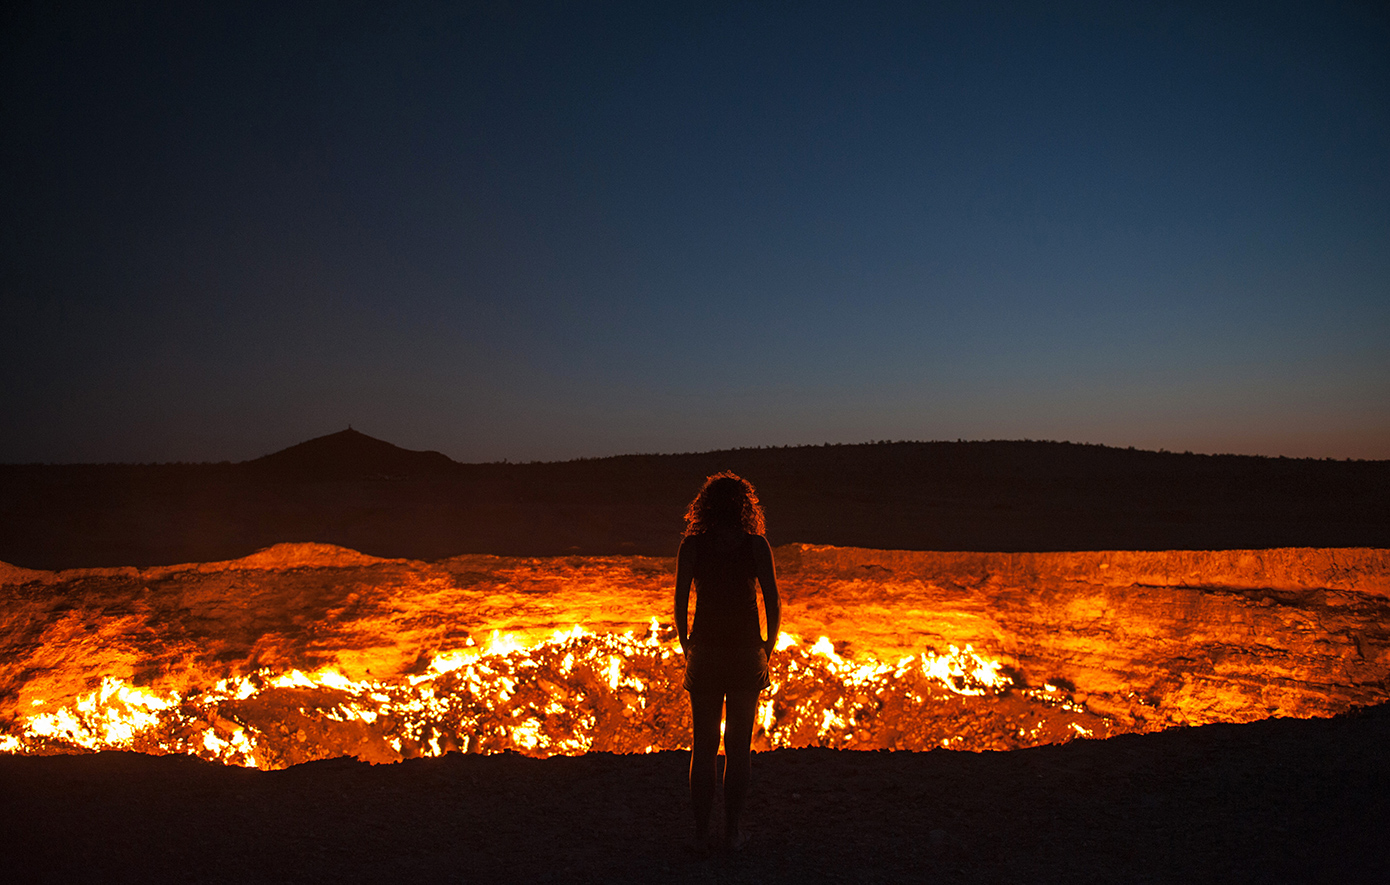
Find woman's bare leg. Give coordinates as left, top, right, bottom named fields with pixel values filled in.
left=688, top=690, right=724, bottom=846
left=722, top=689, right=760, bottom=849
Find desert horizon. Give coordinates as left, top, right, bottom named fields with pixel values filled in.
left=4, top=428, right=1388, bottom=572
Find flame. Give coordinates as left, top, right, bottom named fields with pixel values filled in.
left=25, top=677, right=179, bottom=748
left=1, top=622, right=1109, bottom=769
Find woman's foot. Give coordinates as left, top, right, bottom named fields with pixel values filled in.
left=683, top=829, right=714, bottom=856
left=724, top=828, right=751, bottom=852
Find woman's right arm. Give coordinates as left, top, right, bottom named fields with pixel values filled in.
left=674, top=538, right=693, bottom=656
left=754, top=535, right=780, bottom=658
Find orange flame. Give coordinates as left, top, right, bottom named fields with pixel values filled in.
left=9, top=543, right=1381, bottom=768
left=3, top=619, right=1106, bottom=768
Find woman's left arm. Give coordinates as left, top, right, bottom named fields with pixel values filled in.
left=754, top=535, right=780, bottom=657
left=674, top=538, right=694, bottom=656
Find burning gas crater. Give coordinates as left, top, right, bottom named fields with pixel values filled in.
left=1, top=543, right=1386, bottom=769
left=2, top=624, right=1099, bottom=769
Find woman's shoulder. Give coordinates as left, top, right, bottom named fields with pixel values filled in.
left=736, top=532, right=771, bottom=562
left=748, top=532, right=772, bottom=554
left=678, top=531, right=717, bottom=557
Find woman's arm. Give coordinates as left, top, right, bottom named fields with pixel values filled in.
left=754, top=535, right=780, bottom=657
left=674, top=538, right=693, bottom=655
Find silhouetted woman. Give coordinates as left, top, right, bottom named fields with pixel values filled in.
left=674, top=471, right=780, bottom=851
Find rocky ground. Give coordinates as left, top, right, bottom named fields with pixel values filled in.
left=3, top=702, right=1387, bottom=884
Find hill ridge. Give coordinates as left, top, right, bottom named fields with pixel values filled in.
left=2, top=436, right=1387, bottom=568
left=248, top=428, right=458, bottom=479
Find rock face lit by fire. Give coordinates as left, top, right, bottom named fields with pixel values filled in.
left=1, top=544, right=1386, bottom=768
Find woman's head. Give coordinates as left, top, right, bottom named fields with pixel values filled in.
left=683, top=471, right=766, bottom=537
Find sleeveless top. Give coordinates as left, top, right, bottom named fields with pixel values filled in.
left=688, top=532, right=763, bottom=648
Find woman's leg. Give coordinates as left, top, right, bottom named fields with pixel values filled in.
left=721, top=689, right=761, bottom=848
left=688, top=690, right=724, bottom=844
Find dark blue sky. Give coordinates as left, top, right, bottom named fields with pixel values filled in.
left=3, top=1, right=1387, bottom=463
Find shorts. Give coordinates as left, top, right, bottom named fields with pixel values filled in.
left=683, top=645, right=771, bottom=694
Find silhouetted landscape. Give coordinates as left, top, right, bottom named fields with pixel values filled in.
left=1, top=428, right=1387, bottom=569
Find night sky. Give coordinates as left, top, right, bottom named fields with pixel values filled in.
left=3, top=2, right=1387, bottom=464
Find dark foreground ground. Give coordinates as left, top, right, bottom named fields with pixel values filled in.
left=3, top=703, right=1387, bottom=884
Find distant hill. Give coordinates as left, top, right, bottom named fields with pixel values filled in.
left=0, top=434, right=1387, bottom=568
left=248, top=428, right=459, bottom=480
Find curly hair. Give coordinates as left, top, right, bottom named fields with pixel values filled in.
left=682, top=471, right=766, bottom=537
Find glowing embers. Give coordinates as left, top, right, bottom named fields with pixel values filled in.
left=4, top=622, right=1110, bottom=768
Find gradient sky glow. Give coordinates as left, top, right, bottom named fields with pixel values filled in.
left=3, top=2, right=1387, bottom=463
